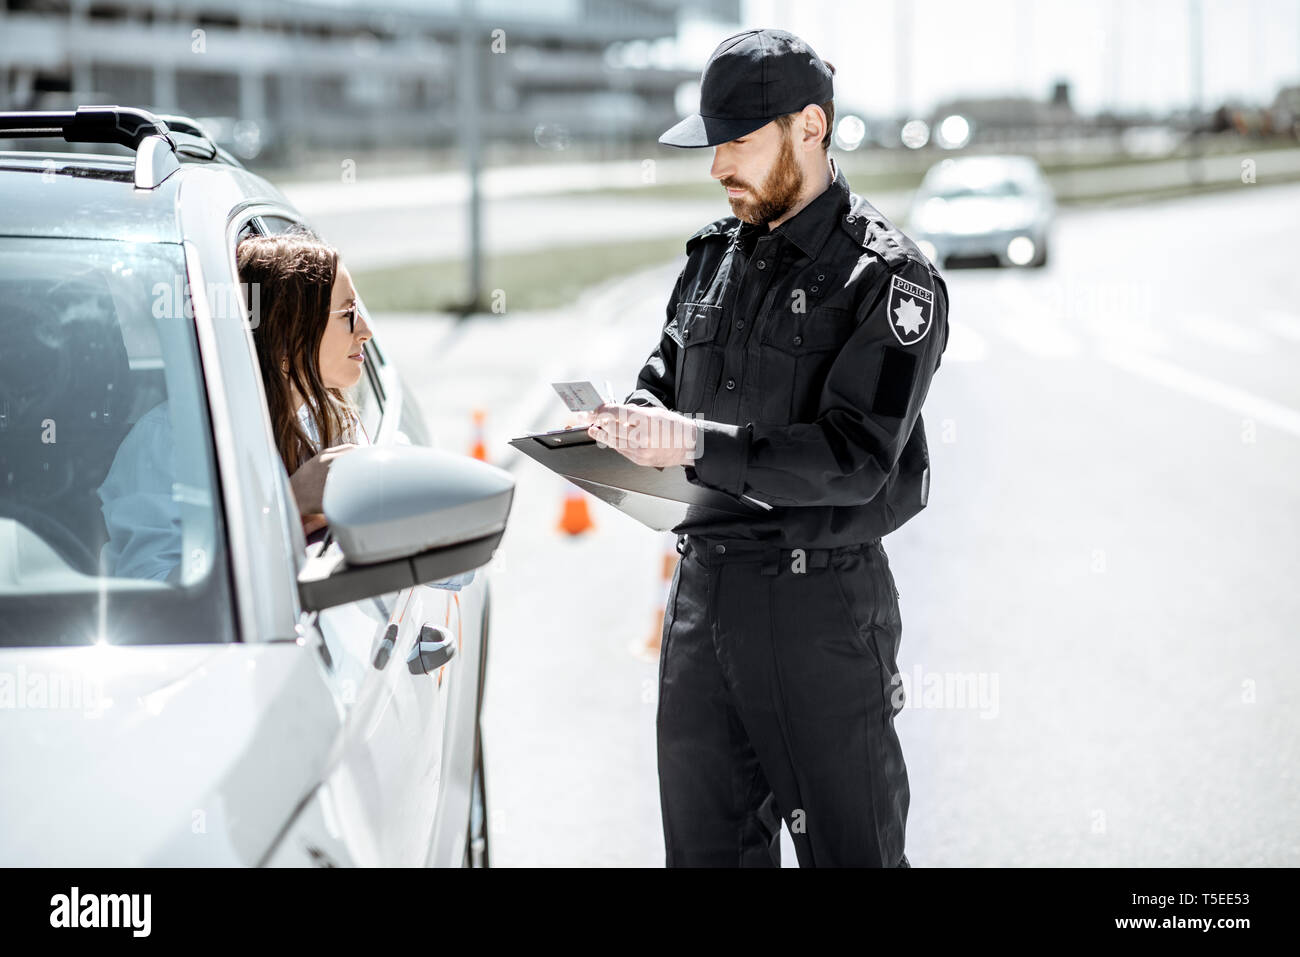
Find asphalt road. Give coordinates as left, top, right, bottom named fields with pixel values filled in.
left=380, top=181, right=1300, bottom=866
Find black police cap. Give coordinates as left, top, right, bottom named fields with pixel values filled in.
left=659, top=28, right=835, bottom=148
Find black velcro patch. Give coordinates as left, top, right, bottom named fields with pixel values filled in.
left=872, top=347, right=917, bottom=419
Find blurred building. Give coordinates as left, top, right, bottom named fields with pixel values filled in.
left=1267, top=85, right=1300, bottom=138
left=927, top=89, right=1082, bottom=147
left=0, top=0, right=738, bottom=160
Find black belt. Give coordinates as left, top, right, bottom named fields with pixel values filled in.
left=676, top=534, right=878, bottom=576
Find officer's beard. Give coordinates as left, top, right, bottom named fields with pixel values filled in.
left=722, top=129, right=804, bottom=226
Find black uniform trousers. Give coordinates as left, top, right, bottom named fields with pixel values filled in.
left=657, top=533, right=911, bottom=867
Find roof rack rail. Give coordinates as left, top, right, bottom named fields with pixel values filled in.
left=0, top=105, right=241, bottom=188
left=152, top=113, right=246, bottom=169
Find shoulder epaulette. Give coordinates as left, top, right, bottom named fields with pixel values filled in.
left=686, top=215, right=739, bottom=254
left=841, top=193, right=927, bottom=270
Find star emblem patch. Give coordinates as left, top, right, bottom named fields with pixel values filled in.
left=886, top=273, right=934, bottom=345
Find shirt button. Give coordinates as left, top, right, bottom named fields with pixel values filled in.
left=756, top=260, right=766, bottom=270
left=846, top=216, right=856, bottom=223
left=714, top=543, right=726, bottom=555
left=726, top=377, right=736, bottom=390
left=810, top=285, right=819, bottom=292
left=817, top=274, right=825, bottom=281
left=735, top=319, right=745, bottom=329
left=793, top=335, right=803, bottom=346
left=683, top=329, right=690, bottom=340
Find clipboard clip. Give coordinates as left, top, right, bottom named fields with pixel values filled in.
left=526, top=425, right=596, bottom=449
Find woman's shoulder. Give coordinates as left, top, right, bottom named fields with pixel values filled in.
left=115, top=401, right=173, bottom=461
left=347, top=406, right=371, bottom=446
left=296, top=401, right=320, bottom=445
left=334, top=398, right=368, bottom=446
left=98, top=401, right=173, bottom=500
left=298, top=397, right=367, bottom=446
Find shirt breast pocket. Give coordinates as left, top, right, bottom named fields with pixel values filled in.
left=669, top=301, right=724, bottom=413
left=758, top=304, right=855, bottom=424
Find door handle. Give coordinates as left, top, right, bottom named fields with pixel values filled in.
left=407, top=624, right=457, bottom=676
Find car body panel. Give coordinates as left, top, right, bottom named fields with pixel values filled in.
left=0, top=151, right=181, bottom=242
left=0, top=642, right=337, bottom=866
left=177, top=173, right=308, bottom=643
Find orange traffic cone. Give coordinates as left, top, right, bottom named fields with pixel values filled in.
left=469, top=408, right=487, bottom=462
left=556, top=481, right=595, bottom=536
left=643, top=533, right=679, bottom=656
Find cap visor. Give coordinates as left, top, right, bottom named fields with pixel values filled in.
left=658, top=113, right=772, bottom=148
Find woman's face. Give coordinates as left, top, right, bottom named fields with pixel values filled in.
left=319, top=264, right=373, bottom=390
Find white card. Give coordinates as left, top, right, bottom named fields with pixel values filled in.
left=552, top=380, right=606, bottom=412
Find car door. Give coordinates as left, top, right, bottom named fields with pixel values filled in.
left=236, top=211, right=455, bottom=865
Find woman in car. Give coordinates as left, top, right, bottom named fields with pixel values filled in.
left=236, top=230, right=369, bottom=540
left=235, top=229, right=473, bottom=591
left=98, top=229, right=471, bottom=591
left=98, top=230, right=362, bottom=579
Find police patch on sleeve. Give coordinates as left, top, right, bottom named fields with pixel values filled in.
left=886, top=273, right=934, bottom=346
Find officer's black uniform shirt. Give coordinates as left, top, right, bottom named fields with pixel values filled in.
left=625, top=156, right=950, bottom=549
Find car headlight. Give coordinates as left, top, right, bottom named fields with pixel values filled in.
left=1006, top=236, right=1036, bottom=266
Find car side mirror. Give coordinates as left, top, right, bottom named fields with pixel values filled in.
left=297, top=446, right=514, bottom=613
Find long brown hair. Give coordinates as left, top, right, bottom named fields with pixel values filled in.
left=236, top=230, right=357, bottom=474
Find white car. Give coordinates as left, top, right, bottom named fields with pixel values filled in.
left=0, top=107, right=512, bottom=866
left=907, top=154, right=1055, bottom=269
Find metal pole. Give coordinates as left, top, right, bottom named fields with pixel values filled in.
left=458, top=0, right=484, bottom=316
left=1188, top=0, right=1205, bottom=185
left=895, top=0, right=912, bottom=121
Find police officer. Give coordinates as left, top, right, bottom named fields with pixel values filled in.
left=585, top=28, right=949, bottom=867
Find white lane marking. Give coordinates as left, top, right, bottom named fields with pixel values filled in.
left=1101, top=349, right=1300, bottom=438
left=1183, top=313, right=1270, bottom=353
left=990, top=277, right=1084, bottom=358
left=1261, top=310, right=1300, bottom=343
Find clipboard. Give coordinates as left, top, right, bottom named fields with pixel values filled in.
left=509, top=426, right=769, bottom=532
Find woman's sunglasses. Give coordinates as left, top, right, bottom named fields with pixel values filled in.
left=329, top=302, right=364, bottom=334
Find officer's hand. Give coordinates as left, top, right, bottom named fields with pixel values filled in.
left=587, top=403, right=698, bottom=467
left=565, top=405, right=617, bottom=429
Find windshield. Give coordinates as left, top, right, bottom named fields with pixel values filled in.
left=0, top=238, right=235, bottom=646
left=926, top=177, right=1029, bottom=200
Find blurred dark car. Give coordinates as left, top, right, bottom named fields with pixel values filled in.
left=907, top=155, right=1055, bottom=268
